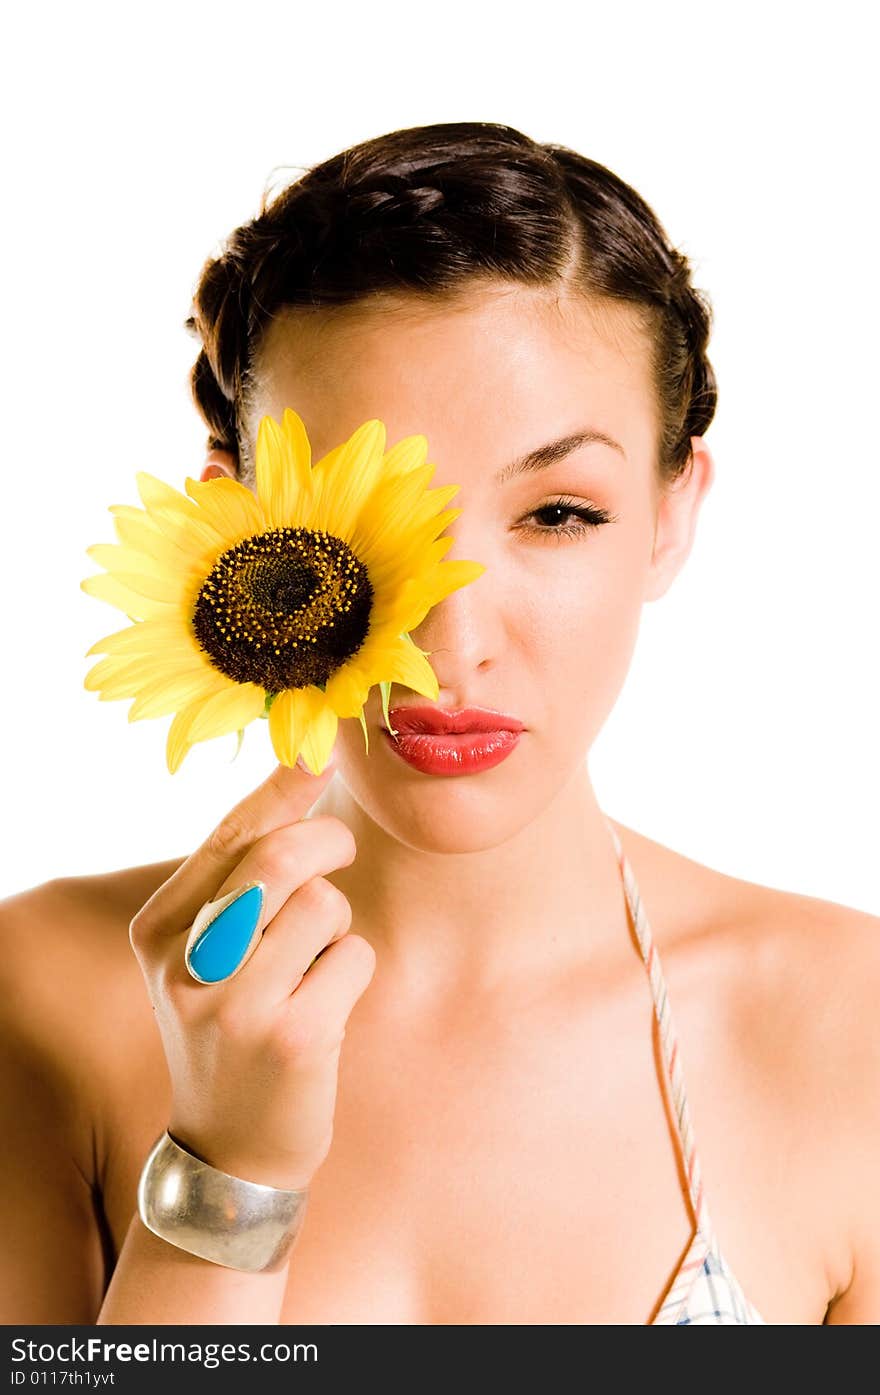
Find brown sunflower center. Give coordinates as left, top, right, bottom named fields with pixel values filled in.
left=191, top=526, right=374, bottom=692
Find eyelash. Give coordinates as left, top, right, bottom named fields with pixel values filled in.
left=521, top=496, right=616, bottom=542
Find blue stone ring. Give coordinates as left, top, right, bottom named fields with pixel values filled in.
left=184, top=881, right=267, bottom=985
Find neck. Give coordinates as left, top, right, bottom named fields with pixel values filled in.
left=311, top=764, right=628, bottom=1010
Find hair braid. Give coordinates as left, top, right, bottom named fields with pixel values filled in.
left=657, top=249, right=718, bottom=475
left=184, top=120, right=718, bottom=486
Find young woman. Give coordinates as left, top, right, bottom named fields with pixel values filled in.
left=1, top=121, right=877, bottom=1326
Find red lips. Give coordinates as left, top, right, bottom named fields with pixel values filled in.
left=381, top=706, right=524, bottom=776
left=385, top=706, right=525, bottom=734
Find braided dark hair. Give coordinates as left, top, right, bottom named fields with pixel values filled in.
left=185, top=121, right=716, bottom=488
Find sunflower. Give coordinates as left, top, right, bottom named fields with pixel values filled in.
left=81, top=408, right=485, bottom=775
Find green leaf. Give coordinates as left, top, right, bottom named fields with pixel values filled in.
left=230, top=727, right=245, bottom=762
left=357, top=707, right=370, bottom=755
left=378, top=680, right=397, bottom=737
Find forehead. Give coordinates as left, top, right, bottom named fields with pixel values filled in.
left=247, top=282, right=656, bottom=471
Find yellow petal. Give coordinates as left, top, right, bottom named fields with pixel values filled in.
left=183, top=475, right=267, bottom=542
left=84, top=617, right=193, bottom=658
left=297, top=694, right=339, bottom=775
left=310, top=419, right=387, bottom=540
left=80, top=572, right=176, bottom=620
left=110, top=507, right=205, bottom=570
left=136, top=471, right=204, bottom=520
left=267, top=686, right=338, bottom=772
left=433, top=559, right=488, bottom=593
left=392, top=560, right=487, bottom=631
left=127, top=670, right=227, bottom=722
left=84, top=661, right=144, bottom=698
left=266, top=689, right=302, bottom=767
left=135, top=473, right=225, bottom=552
left=95, top=569, right=185, bottom=605
left=360, top=635, right=440, bottom=700
left=149, top=509, right=226, bottom=556
left=367, top=540, right=461, bottom=632
left=324, top=662, right=372, bottom=719
left=366, top=527, right=458, bottom=598
left=380, top=433, right=429, bottom=477
left=353, top=486, right=462, bottom=577
left=365, top=477, right=458, bottom=538
left=281, top=406, right=315, bottom=498
left=166, top=699, right=203, bottom=775
left=185, top=682, right=266, bottom=743
left=85, top=542, right=175, bottom=582
left=348, top=461, right=438, bottom=557
left=255, top=409, right=314, bottom=529
left=84, top=653, right=183, bottom=695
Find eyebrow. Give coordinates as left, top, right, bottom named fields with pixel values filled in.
left=494, top=428, right=626, bottom=485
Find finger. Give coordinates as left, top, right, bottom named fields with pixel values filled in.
left=199, top=812, right=356, bottom=938
left=130, top=755, right=338, bottom=942
left=169, top=814, right=354, bottom=993
left=277, top=933, right=377, bottom=1051
left=184, top=874, right=354, bottom=1014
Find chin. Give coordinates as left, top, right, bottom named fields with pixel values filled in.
left=368, top=798, right=535, bottom=855
left=334, top=743, right=569, bottom=855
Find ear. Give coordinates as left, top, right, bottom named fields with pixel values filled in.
left=200, top=447, right=238, bottom=483
left=644, top=437, right=715, bottom=602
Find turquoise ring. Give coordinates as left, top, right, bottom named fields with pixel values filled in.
left=184, top=881, right=267, bottom=985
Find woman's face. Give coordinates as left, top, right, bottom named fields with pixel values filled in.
left=234, top=282, right=708, bottom=851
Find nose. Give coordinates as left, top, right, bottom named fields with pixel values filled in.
left=406, top=532, right=496, bottom=699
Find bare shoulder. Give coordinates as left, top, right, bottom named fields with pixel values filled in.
left=0, top=855, right=188, bottom=993
left=0, top=861, right=187, bottom=1319
left=613, top=818, right=880, bottom=1322
left=722, top=865, right=879, bottom=1324
left=621, top=817, right=879, bottom=1126
left=0, top=853, right=188, bottom=954
left=729, top=870, right=880, bottom=1325
left=612, top=816, right=878, bottom=1018
left=0, top=858, right=186, bottom=1174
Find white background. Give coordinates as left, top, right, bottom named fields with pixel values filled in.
left=1, top=1, right=876, bottom=911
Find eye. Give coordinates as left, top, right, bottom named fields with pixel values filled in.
left=521, top=496, right=616, bottom=542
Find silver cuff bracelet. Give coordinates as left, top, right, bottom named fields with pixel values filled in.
left=137, top=1130, right=310, bottom=1273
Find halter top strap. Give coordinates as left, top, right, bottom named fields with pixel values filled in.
left=603, top=814, right=719, bottom=1254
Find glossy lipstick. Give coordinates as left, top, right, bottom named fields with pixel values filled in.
left=381, top=706, right=524, bottom=776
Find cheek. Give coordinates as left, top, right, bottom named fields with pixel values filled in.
left=514, top=541, right=648, bottom=735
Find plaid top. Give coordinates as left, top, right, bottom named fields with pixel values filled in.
left=605, top=817, right=767, bottom=1325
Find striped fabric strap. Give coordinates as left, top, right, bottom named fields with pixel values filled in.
left=603, top=815, right=718, bottom=1254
